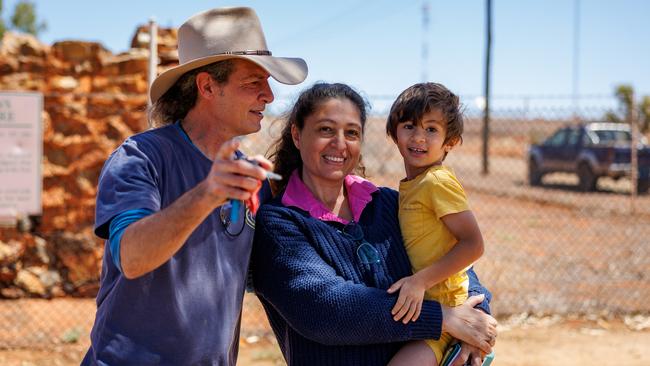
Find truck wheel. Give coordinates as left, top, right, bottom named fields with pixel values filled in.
left=578, top=163, right=597, bottom=192
left=638, top=180, right=649, bottom=194
left=529, top=159, right=542, bottom=186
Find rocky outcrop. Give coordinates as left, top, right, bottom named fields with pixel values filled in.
left=130, top=24, right=179, bottom=66
left=0, top=26, right=179, bottom=298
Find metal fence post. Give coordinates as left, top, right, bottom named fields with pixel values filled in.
left=147, top=18, right=158, bottom=107
left=629, top=94, right=638, bottom=213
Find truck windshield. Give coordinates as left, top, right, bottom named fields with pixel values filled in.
left=591, top=130, right=631, bottom=144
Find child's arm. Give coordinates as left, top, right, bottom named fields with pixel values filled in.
left=418, top=210, right=484, bottom=288
left=388, top=210, right=484, bottom=323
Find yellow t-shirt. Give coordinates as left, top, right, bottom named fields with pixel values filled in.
left=398, top=165, right=470, bottom=307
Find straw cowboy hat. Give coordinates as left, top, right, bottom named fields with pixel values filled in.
left=149, top=7, right=308, bottom=103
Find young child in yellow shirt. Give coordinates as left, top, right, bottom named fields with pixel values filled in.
left=385, top=83, right=486, bottom=366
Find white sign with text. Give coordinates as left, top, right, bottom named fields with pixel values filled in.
left=0, top=92, right=43, bottom=217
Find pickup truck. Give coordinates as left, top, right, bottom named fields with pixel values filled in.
left=528, top=122, right=650, bottom=193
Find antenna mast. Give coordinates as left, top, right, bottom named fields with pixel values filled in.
left=421, top=1, right=430, bottom=82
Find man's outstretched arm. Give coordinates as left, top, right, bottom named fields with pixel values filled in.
left=120, top=140, right=270, bottom=278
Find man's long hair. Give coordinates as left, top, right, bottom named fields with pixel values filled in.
left=148, top=60, right=235, bottom=127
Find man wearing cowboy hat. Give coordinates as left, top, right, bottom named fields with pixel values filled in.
left=81, top=7, right=307, bottom=365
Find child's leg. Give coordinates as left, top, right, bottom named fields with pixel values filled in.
left=387, top=340, right=438, bottom=366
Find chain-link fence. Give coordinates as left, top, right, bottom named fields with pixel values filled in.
left=242, top=101, right=650, bottom=318
left=2, top=96, right=649, bottom=354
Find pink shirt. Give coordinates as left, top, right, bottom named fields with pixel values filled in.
left=281, top=170, right=379, bottom=224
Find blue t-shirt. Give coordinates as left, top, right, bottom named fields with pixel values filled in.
left=82, top=123, right=261, bottom=366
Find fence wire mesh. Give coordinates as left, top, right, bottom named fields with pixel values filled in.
left=1, top=97, right=649, bottom=353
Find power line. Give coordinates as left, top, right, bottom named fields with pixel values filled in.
left=274, top=1, right=419, bottom=46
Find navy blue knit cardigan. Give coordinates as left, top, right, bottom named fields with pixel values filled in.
left=251, top=187, right=491, bottom=366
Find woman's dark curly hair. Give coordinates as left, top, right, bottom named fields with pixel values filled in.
left=267, top=83, right=370, bottom=196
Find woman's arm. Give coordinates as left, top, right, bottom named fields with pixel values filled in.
left=251, top=206, right=443, bottom=346
left=441, top=296, right=496, bottom=354
left=253, top=204, right=495, bottom=352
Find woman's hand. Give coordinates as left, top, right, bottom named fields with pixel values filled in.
left=450, top=342, right=485, bottom=366
left=441, top=295, right=497, bottom=354
left=387, top=274, right=427, bottom=323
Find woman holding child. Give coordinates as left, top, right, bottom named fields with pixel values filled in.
left=251, top=82, right=496, bottom=366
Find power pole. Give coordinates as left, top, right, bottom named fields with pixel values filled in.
left=572, top=0, right=581, bottom=122
left=482, top=0, right=492, bottom=175
left=630, top=92, right=638, bottom=212
left=421, top=1, right=430, bottom=82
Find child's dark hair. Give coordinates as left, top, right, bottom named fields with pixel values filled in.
left=386, top=82, right=464, bottom=148
left=267, top=82, right=369, bottom=196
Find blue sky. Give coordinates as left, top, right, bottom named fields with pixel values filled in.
left=3, top=0, right=650, bottom=113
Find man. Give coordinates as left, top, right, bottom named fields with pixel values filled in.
left=81, top=7, right=307, bottom=365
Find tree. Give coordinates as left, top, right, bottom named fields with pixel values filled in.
left=10, top=0, right=46, bottom=36
left=605, top=84, right=650, bottom=133
left=0, top=0, right=6, bottom=39
left=640, top=96, right=650, bottom=133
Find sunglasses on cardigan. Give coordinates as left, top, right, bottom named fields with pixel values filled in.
left=339, top=222, right=381, bottom=265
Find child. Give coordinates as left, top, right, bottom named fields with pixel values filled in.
left=385, top=83, right=486, bottom=366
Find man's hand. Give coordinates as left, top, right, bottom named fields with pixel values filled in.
left=387, top=274, right=427, bottom=323
left=441, top=295, right=497, bottom=354
left=120, top=139, right=274, bottom=279
left=201, top=139, right=272, bottom=207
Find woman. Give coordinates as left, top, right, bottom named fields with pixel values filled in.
left=251, top=83, right=496, bottom=366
